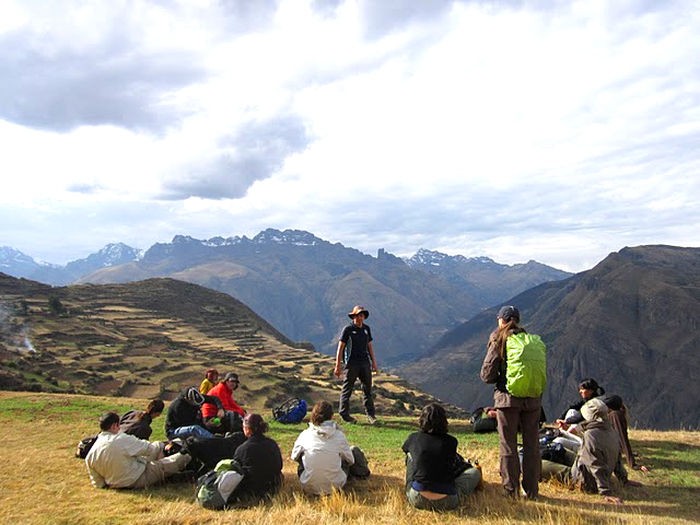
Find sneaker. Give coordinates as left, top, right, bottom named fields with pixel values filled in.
left=341, top=414, right=357, bottom=424
left=366, top=415, right=377, bottom=425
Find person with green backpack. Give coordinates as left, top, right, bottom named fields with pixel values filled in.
left=480, top=305, right=547, bottom=500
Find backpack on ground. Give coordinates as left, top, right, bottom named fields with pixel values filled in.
left=75, top=435, right=98, bottom=459
left=470, top=407, right=498, bottom=433
left=195, top=459, right=244, bottom=510
left=272, top=398, right=308, bottom=424
left=505, top=332, right=547, bottom=398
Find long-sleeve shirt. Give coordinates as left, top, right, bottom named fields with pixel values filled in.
left=85, top=431, right=162, bottom=488
left=291, top=421, right=354, bottom=495
left=572, top=420, right=628, bottom=495
left=201, top=382, right=245, bottom=418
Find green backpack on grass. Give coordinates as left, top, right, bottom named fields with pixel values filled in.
left=505, top=332, right=547, bottom=398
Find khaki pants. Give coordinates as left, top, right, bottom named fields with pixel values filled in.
left=131, top=452, right=190, bottom=489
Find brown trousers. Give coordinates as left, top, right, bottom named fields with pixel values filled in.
left=496, top=399, right=541, bottom=498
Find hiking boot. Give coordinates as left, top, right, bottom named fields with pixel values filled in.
left=341, top=414, right=357, bottom=424
left=366, top=415, right=377, bottom=425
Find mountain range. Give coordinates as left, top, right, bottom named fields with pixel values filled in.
left=0, top=230, right=571, bottom=365
left=396, top=245, right=700, bottom=430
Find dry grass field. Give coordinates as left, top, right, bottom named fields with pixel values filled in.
left=0, top=391, right=698, bottom=525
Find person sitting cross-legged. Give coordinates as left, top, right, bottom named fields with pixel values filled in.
left=85, top=411, right=190, bottom=489
left=165, top=387, right=224, bottom=440
left=402, top=403, right=482, bottom=511
left=291, top=400, right=370, bottom=495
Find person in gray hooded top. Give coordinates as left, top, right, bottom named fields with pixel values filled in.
left=542, top=398, right=642, bottom=504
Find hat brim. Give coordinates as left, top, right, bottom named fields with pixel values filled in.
left=348, top=310, right=369, bottom=319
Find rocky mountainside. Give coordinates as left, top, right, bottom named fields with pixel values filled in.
left=0, top=273, right=447, bottom=416
left=405, top=248, right=572, bottom=307
left=396, top=245, right=700, bottom=430
left=72, top=229, right=570, bottom=365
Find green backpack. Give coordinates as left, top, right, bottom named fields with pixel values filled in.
left=505, top=332, right=547, bottom=398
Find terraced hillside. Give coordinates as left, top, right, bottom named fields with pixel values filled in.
left=0, top=274, right=455, bottom=416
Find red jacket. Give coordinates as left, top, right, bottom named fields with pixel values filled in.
left=201, top=381, right=245, bottom=418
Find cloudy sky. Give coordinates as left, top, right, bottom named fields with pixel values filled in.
left=1, top=0, right=698, bottom=273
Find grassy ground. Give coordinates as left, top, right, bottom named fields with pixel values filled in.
left=0, top=391, right=698, bottom=525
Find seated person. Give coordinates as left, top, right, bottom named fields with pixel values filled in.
left=201, top=372, right=246, bottom=433
left=85, top=411, right=190, bottom=489
left=227, top=413, right=283, bottom=504
left=199, top=368, right=219, bottom=394
left=165, top=387, right=224, bottom=440
left=119, top=399, right=165, bottom=440
left=544, top=398, right=642, bottom=504
left=291, top=400, right=368, bottom=495
left=402, top=402, right=482, bottom=511
left=556, top=378, right=646, bottom=470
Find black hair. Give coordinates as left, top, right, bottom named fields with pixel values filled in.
left=99, top=411, right=120, bottom=431
left=578, top=378, right=605, bottom=397
left=418, top=402, right=448, bottom=434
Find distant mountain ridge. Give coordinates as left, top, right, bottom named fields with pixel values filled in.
left=1, top=230, right=571, bottom=366
left=397, top=245, right=700, bottom=430
left=1, top=243, right=142, bottom=285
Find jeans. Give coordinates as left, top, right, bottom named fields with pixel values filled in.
left=405, top=468, right=482, bottom=510
left=167, top=425, right=215, bottom=440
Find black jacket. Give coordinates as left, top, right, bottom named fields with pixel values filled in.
left=232, top=434, right=283, bottom=501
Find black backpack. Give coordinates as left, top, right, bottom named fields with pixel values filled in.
left=75, top=435, right=98, bottom=459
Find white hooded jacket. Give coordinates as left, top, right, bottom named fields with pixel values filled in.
left=291, top=420, right=354, bottom=495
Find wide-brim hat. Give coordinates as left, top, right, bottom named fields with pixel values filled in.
left=348, top=305, right=369, bottom=319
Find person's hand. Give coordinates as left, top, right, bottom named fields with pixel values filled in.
left=334, top=365, right=342, bottom=378
left=604, top=495, right=623, bottom=505
left=371, top=362, right=378, bottom=373
left=486, top=409, right=497, bottom=418
left=633, top=464, right=650, bottom=473
left=217, top=409, right=225, bottom=418
left=555, top=419, right=569, bottom=430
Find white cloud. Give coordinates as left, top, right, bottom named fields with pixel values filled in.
left=0, top=0, right=698, bottom=271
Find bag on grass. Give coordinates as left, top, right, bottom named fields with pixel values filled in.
left=470, top=407, right=498, bottom=433
left=195, top=459, right=244, bottom=510
left=272, top=397, right=308, bottom=424
left=75, top=435, right=98, bottom=459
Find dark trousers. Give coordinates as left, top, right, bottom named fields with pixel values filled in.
left=339, top=362, right=375, bottom=418
left=609, top=406, right=635, bottom=467
left=496, top=400, right=541, bottom=498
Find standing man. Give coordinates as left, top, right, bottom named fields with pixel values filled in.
left=334, top=305, right=378, bottom=425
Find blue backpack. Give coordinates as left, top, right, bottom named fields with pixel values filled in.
left=272, top=398, right=308, bottom=424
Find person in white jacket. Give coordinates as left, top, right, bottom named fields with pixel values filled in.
left=291, top=401, right=360, bottom=495
left=85, top=412, right=190, bottom=489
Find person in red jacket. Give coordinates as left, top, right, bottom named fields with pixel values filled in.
left=201, top=372, right=246, bottom=433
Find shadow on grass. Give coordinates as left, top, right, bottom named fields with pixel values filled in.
left=635, top=439, right=700, bottom=472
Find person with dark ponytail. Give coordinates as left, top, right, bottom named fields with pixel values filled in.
left=230, top=413, right=283, bottom=503
left=480, top=305, right=542, bottom=499
left=120, top=399, right=165, bottom=440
